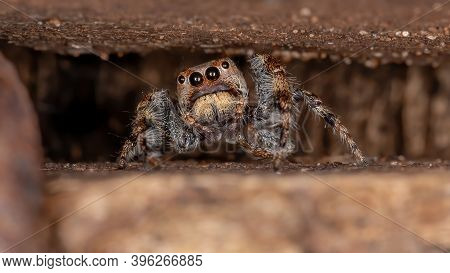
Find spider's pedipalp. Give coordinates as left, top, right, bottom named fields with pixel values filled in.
left=293, top=88, right=366, bottom=164
left=118, top=89, right=199, bottom=169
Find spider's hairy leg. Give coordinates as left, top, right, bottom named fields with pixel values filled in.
left=118, top=91, right=166, bottom=168
left=293, top=88, right=367, bottom=164
left=237, top=134, right=273, bottom=159
left=246, top=54, right=294, bottom=169
left=118, top=139, right=136, bottom=168
left=167, top=105, right=200, bottom=154
left=118, top=90, right=199, bottom=169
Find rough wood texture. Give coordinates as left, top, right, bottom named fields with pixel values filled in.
left=0, top=0, right=449, bottom=65
left=0, top=52, right=45, bottom=252
left=44, top=167, right=450, bottom=252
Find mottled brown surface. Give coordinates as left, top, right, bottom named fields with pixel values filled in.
left=42, top=161, right=450, bottom=252
left=0, top=0, right=449, bottom=64
left=0, top=52, right=45, bottom=252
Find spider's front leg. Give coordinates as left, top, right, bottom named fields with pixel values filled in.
left=240, top=54, right=296, bottom=170
left=243, top=54, right=366, bottom=169
left=118, top=90, right=199, bottom=169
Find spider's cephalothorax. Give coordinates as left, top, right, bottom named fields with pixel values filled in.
left=118, top=54, right=366, bottom=170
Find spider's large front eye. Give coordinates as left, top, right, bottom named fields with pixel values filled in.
left=189, top=72, right=203, bottom=87
left=177, top=75, right=185, bottom=84
left=205, top=67, right=220, bottom=81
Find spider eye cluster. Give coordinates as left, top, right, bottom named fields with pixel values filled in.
left=178, top=60, right=230, bottom=86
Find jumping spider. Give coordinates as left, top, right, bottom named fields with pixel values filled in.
left=118, top=54, right=365, bottom=170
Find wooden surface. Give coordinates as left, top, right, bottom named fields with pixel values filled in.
left=0, top=0, right=449, bottom=64
left=36, top=162, right=450, bottom=253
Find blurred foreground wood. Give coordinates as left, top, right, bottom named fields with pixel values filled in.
left=44, top=168, right=450, bottom=252
left=0, top=52, right=44, bottom=252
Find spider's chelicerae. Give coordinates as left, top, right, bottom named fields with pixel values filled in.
left=118, top=54, right=365, bottom=170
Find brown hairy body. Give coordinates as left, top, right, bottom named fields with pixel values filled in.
left=118, top=54, right=366, bottom=170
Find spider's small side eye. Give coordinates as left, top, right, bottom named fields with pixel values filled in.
left=221, top=61, right=230, bottom=69
left=205, top=67, right=220, bottom=81
left=189, top=72, right=204, bottom=87
left=177, top=75, right=186, bottom=84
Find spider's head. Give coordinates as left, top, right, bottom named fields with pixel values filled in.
left=176, top=58, right=248, bottom=125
